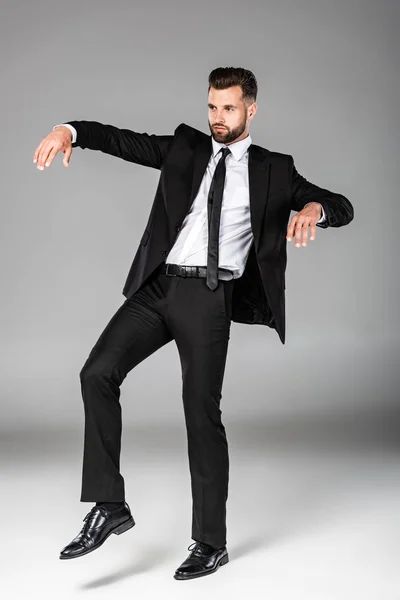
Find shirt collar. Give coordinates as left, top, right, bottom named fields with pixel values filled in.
left=211, top=132, right=252, bottom=162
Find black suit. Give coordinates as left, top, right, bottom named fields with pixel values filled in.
left=66, top=120, right=354, bottom=548
left=67, top=120, right=353, bottom=344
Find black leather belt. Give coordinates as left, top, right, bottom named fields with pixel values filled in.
left=159, top=263, right=234, bottom=280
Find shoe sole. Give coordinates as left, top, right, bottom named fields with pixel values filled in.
left=59, top=516, right=135, bottom=560
left=173, top=552, right=229, bottom=580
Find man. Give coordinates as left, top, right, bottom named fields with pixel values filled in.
left=33, top=66, right=354, bottom=580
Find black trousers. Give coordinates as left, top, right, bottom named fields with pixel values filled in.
left=79, top=262, right=235, bottom=549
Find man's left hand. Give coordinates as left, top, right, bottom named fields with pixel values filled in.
left=286, top=202, right=323, bottom=248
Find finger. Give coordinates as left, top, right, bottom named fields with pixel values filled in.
left=33, top=142, right=44, bottom=165
left=294, top=217, right=305, bottom=247
left=44, top=146, right=59, bottom=168
left=310, top=222, right=317, bottom=241
left=63, top=146, right=72, bottom=167
left=41, top=143, right=56, bottom=169
left=37, top=141, right=52, bottom=170
left=286, top=216, right=297, bottom=241
left=301, top=221, right=310, bottom=246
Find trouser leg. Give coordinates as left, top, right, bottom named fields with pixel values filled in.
left=166, top=275, right=234, bottom=549
left=79, top=268, right=174, bottom=501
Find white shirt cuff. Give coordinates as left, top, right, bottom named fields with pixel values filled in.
left=317, top=205, right=326, bottom=223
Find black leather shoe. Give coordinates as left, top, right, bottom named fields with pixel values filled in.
left=173, top=541, right=229, bottom=580
left=59, top=502, right=135, bottom=560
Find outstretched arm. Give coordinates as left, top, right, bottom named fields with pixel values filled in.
left=56, top=120, right=175, bottom=169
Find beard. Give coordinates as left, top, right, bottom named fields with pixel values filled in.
left=208, top=116, right=247, bottom=144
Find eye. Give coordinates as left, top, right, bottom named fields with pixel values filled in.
left=208, top=106, right=234, bottom=111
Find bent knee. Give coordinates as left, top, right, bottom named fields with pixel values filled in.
left=79, top=359, right=109, bottom=382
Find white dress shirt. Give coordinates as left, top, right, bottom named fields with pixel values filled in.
left=54, top=123, right=326, bottom=279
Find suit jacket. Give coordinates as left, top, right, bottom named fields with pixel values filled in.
left=66, top=120, right=354, bottom=344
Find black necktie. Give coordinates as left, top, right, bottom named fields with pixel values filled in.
left=206, top=146, right=231, bottom=290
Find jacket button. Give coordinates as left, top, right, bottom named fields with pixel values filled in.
left=175, top=226, right=181, bottom=232
left=162, top=250, right=168, bottom=256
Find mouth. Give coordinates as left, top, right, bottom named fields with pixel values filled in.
left=214, top=126, right=226, bottom=131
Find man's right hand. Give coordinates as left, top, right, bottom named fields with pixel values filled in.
left=33, top=126, right=73, bottom=170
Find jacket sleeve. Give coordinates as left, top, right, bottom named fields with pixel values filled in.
left=288, top=155, right=354, bottom=228
left=63, top=120, right=175, bottom=169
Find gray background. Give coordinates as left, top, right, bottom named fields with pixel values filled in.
left=1, top=0, right=399, bottom=598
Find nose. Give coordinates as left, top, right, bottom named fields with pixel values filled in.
left=213, top=112, right=225, bottom=124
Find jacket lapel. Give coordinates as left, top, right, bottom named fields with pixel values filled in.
left=248, top=145, right=271, bottom=253
left=188, top=134, right=212, bottom=207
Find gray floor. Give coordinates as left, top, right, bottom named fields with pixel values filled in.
left=2, top=409, right=399, bottom=600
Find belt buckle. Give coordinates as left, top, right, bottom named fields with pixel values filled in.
left=181, top=266, right=187, bottom=278
left=165, top=264, right=176, bottom=277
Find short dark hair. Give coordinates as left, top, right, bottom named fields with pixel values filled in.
left=208, top=67, right=258, bottom=107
